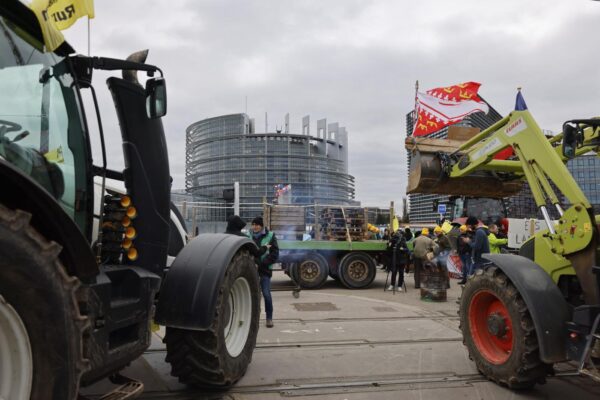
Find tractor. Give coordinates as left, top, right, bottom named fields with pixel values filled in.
left=406, top=91, right=600, bottom=387
left=0, top=2, right=260, bottom=399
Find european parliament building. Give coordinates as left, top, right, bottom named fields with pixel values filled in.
left=185, top=113, right=356, bottom=221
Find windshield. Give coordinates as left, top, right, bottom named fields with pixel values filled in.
left=0, top=15, right=88, bottom=228
left=452, top=197, right=506, bottom=225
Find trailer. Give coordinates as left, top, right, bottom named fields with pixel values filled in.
left=278, top=239, right=388, bottom=289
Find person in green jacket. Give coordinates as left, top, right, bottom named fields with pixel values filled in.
left=488, top=223, right=508, bottom=254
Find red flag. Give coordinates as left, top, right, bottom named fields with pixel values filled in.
left=412, top=82, right=489, bottom=137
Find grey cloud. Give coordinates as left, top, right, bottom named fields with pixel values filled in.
left=63, top=0, right=600, bottom=208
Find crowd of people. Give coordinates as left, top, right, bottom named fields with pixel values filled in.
left=381, top=217, right=508, bottom=290
left=223, top=212, right=509, bottom=326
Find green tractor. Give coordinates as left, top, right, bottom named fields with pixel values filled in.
left=0, top=2, right=260, bottom=398
left=407, top=92, right=600, bottom=387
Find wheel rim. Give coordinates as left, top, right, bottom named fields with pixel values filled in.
left=299, top=260, right=320, bottom=282
left=468, top=290, right=513, bottom=364
left=0, top=295, right=32, bottom=400
left=224, top=277, right=253, bottom=357
left=346, top=260, right=368, bottom=282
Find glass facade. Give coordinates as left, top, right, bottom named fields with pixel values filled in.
left=565, top=155, right=600, bottom=214
left=186, top=114, right=356, bottom=221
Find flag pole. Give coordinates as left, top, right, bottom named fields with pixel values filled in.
left=87, top=17, right=90, bottom=56
left=411, top=80, right=419, bottom=136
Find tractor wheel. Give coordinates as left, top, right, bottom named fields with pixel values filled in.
left=338, top=252, right=376, bottom=289
left=295, top=252, right=329, bottom=289
left=0, top=206, right=86, bottom=400
left=164, top=250, right=260, bottom=387
left=459, top=265, right=549, bottom=389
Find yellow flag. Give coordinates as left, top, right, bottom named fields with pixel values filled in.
left=28, top=0, right=95, bottom=51
left=441, top=220, right=453, bottom=234
left=392, top=216, right=399, bottom=232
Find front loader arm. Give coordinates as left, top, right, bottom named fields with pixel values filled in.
left=430, top=109, right=600, bottom=304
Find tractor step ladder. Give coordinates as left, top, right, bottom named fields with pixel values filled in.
left=79, top=373, right=144, bottom=400
left=578, top=312, right=600, bottom=383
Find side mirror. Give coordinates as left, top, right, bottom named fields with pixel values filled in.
left=146, top=77, right=167, bottom=119
left=562, top=123, right=577, bottom=159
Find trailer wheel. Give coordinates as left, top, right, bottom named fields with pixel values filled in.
left=164, top=250, right=260, bottom=387
left=0, top=206, right=86, bottom=400
left=296, top=252, right=329, bottom=289
left=459, top=265, right=548, bottom=389
left=338, top=252, right=376, bottom=289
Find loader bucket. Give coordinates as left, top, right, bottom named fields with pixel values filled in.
left=407, top=150, right=523, bottom=198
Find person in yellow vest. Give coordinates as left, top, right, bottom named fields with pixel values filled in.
left=488, top=223, right=508, bottom=254
left=248, top=216, right=279, bottom=328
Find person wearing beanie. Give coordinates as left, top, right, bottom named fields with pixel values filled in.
left=411, top=227, right=439, bottom=289
left=463, top=216, right=489, bottom=272
left=225, top=215, right=247, bottom=236
left=251, top=216, right=263, bottom=227
left=248, top=215, right=278, bottom=328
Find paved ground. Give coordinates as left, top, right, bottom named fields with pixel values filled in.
left=82, top=269, right=600, bottom=399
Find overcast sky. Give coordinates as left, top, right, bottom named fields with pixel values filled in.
left=61, top=0, right=600, bottom=208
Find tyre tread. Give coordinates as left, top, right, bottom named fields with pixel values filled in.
left=0, top=205, right=89, bottom=398
left=164, top=250, right=259, bottom=387
left=458, top=265, right=548, bottom=389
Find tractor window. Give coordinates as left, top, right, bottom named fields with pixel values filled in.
left=0, top=17, right=86, bottom=221
left=463, top=198, right=506, bottom=225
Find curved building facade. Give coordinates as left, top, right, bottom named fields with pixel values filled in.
left=186, top=113, right=355, bottom=220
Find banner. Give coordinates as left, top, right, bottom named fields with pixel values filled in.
left=412, top=82, right=489, bottom=137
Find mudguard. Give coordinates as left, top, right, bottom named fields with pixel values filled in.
left=155, top=233, right=257, bottom=329
left=483, top=253, right=570, bottom=363
left=0, top=160, right=98, bottom=280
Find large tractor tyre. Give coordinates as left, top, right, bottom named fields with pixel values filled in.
left=459, top=266, right=549, bottom=389
left=296, top=252, right=329, bottom=289
left=164, top=250, right=260, bottom=387
left=338, top=252, right=377, bottom=289
left=0, top=206, right=86, bottom=400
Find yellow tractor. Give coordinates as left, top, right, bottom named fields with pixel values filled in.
left=406, top=91, right=600, bottom=388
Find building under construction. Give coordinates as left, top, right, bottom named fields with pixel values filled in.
left=185, top=113, right=357, bottom=221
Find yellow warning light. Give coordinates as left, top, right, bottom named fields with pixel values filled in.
left=126, top=206, right=137, bottom=219
left=127, top=247, right=138, bottom=261
left=120, top=195, right=132, bottom=208
left=121, top=216, right=131, bottom=227
left=125, top=226, right=137, bottom=239
left=122, top=238, right=133, bottom=249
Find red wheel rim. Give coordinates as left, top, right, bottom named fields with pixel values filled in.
left=468, top=290, right=513, bottom=364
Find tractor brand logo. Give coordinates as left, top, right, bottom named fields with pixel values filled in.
left=504, top=117, right=527, bottom=137
left=472, top=138, right=502, bottom=161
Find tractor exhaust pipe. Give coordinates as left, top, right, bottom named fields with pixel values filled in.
left=122, top=49, right=149, bottom=85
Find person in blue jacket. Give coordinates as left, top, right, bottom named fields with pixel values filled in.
left=464, top=216, right=490, bottom=272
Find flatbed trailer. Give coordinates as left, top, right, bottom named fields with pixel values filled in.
left=278, top=239, right=388, bottom=289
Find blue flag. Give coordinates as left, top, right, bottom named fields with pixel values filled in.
left=515, top=91, right=528, bottom=111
